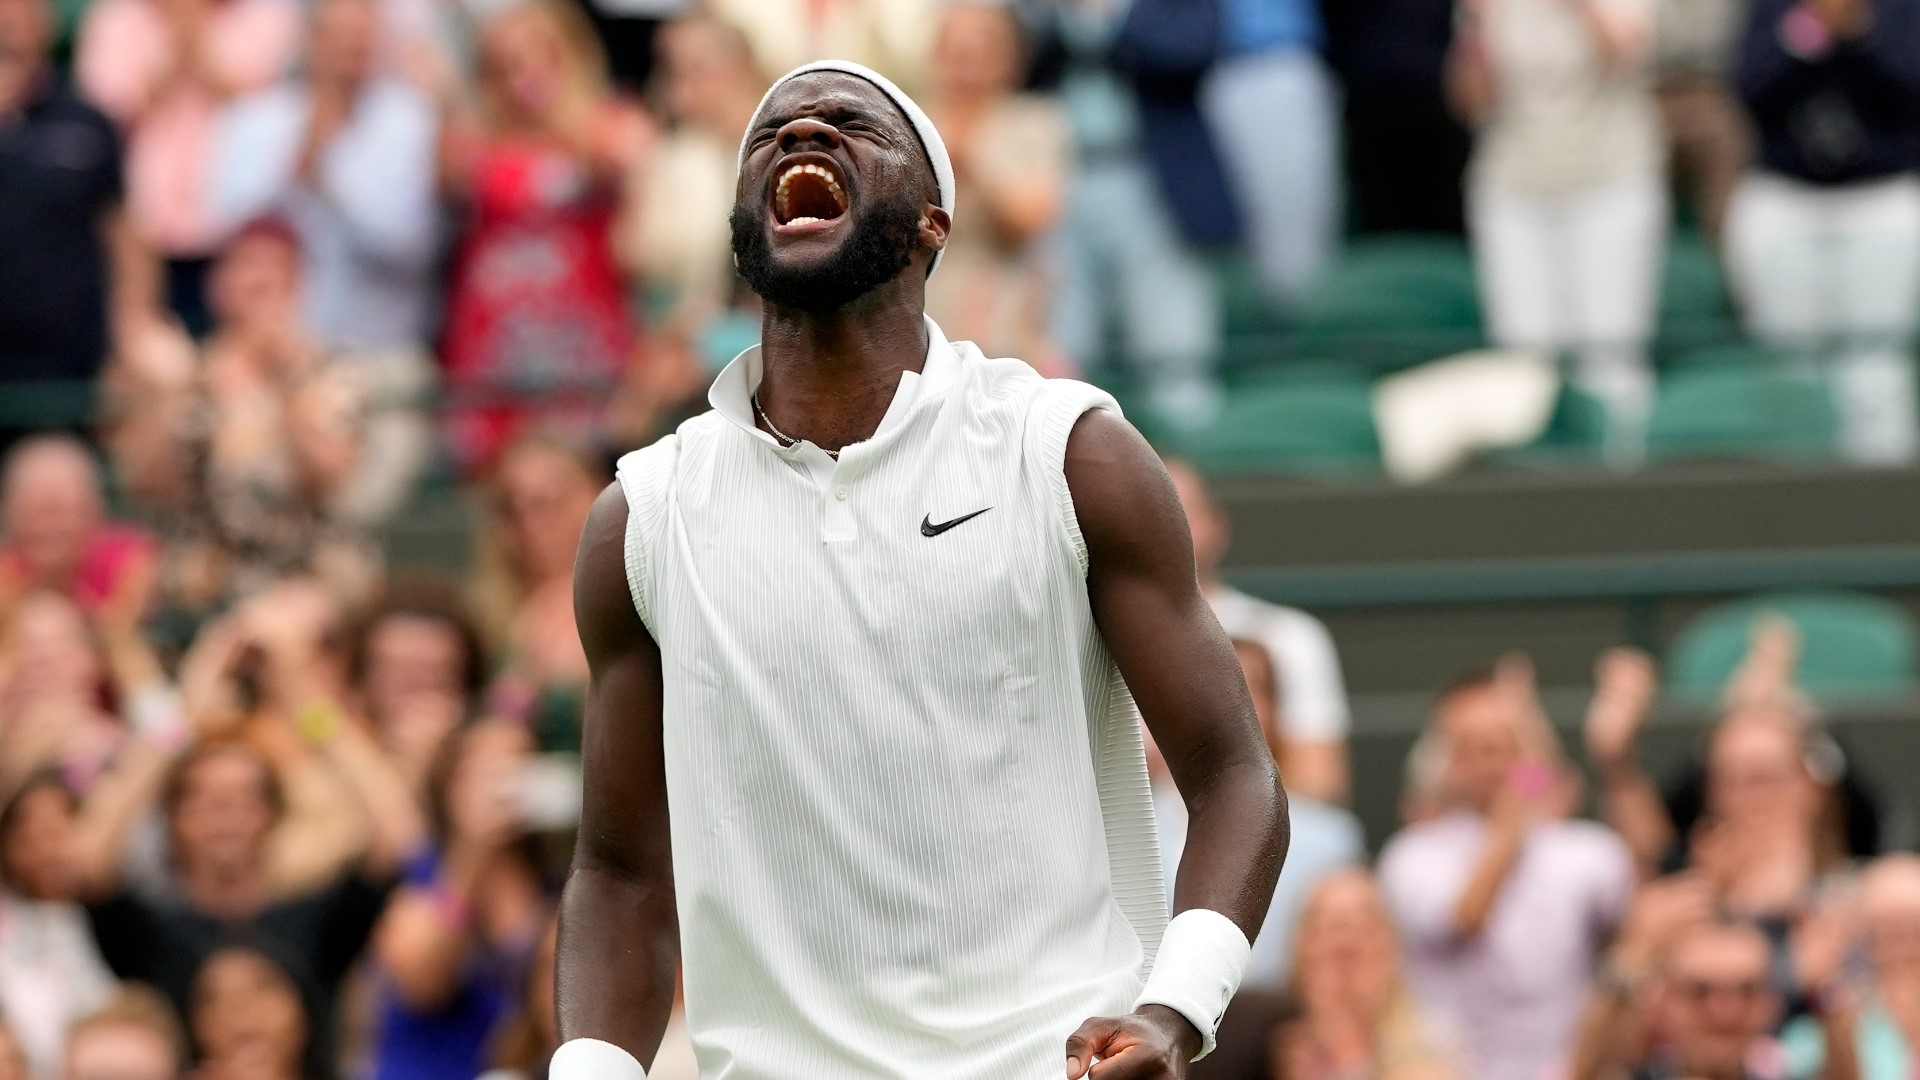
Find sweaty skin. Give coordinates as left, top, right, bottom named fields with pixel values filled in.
left=555, top=70, right=1289, bottom=1080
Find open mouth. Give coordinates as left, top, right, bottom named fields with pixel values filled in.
left=772, top=160, right=850, bottom=230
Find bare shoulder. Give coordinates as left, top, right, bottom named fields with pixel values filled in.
left=1062, top=408, right=1191, bottom=569
left=573, top=481, right=648, bottom=661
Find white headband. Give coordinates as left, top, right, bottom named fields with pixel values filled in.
left=738, top=60, right=955, bottom=274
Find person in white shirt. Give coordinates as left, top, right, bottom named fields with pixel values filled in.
left=1165, top=458, right=1353, bottom=805
left=554, top=60, right=1290, bottom=1080
left=210, top=0, right=441, bottom=352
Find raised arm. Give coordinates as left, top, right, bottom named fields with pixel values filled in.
left=1584, top=648, right=1673, bottom=878
left=1062, top=411, right=1290, bottom=1078
left=553, top=483, right=678, bottom=1073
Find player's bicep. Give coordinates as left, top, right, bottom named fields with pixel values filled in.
left=1064, top=412, right=1263, bottom=777
left=573, top=483, right=671, bottom=885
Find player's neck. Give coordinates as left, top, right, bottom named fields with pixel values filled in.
left=757, top=286, right=930, bottom=452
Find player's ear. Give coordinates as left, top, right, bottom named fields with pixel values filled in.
left=919, top=205, right=951, bottom=254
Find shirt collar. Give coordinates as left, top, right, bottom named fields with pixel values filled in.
left=708, top=315, right=960, bottom=450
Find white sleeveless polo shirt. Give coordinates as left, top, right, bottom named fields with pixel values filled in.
left=615, top=318, right=1164, bottom=1080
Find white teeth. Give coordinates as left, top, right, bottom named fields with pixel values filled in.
left=774, top=162, right=849, bottom=223
left=786, top=216, right=824, bottom=226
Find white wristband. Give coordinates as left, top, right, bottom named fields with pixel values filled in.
left=1134, top=908, right=1252, bottom=1061
left=550, top=1038, right=648, bottom=1080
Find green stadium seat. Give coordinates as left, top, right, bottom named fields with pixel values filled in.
left=1646, top=366, right=1838, bottom=462
left=1219, top=255, right=1283, bottom=338
left=1178, top=379, right=1380, bottom=474
left=1292, top=236, right=1483, bottom=338
left=1659, top=231, right=1734, bottom=330
left=1667, top=590, right=1919, bottom=701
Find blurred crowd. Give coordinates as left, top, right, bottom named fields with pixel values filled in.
left=0, top=0, right=1919, bottom=1076
left=1164, top=467, right=1919, bottom=1080
left=0, top=413, right=1913, bottom=1079
left=2, top=0, right=1920, bottom=473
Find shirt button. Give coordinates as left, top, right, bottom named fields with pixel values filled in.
left=834, top=486, right=848, bottom=501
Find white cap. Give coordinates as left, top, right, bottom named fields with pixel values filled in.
left=737, top=60, right=955, bottom=274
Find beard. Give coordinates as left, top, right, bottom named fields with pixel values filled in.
left=730, top=183, right=923, bottom=314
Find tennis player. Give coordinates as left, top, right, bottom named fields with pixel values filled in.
left=554, top=60, right=1289, bottom=1080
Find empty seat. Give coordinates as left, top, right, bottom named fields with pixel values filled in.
left=1178, top=379, right=1381, bottom=474
left=1647, top=366, right=1838, bottom=462
left=1667, top=590, right=1919, bottom=701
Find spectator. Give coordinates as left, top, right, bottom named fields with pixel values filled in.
left=1326, top=0, right=1472, bottom=233
left=0, top=592, right=150, bottom=795
left=921, top=2, right=1071, bottom=366
left=79, top=736, right=409, bottom=1075
left=1784, top=854, right=1920, bottom=1079
left=472, top=435, right=603, bottom=752
left=1049, top=0, right=1225, bottom=430
left=1588, top=657, right=1846, bottom=921
left=345, top=581, right=490, bottom=798
left=0, top=0, right=156, bottom=446
left=108, top=222, right=388, bottom=612
left=186, top=941, right=322, bottom=1080
left=438, top=0, right=649, bottom=474
left=62, top=986, right=187, bottom=1080
left=1378, top=662, right=1635, bottom=1080
left=619, top=13, right=764, bottom=331
left=0, top=773, right=116, bottom=1079
left=1150, top=638, right=1364, bottom=994
left=369, top=720, right=551, bottom=1080
left=160, top=578, right=426, bottom=892
left=703, top=0, right=934, bottom=93
left=1273, top=869, right=1464, bottom=1080
left=1588, top=620, right=1885, bottom=877
left=210, top=0, right=442, bottom=354
left=73, top=0, right=302, bottom=333
left=613, top=14, right=764, bottom=439
left=1166, top=458, right=1352, bottom=804
left=1652, top=0, right=1754, bottom=243
left=1450, top=0, right=1668, bottom=462
left=1569, top=878, right=1860, bottom=1080
left=0, top=437, right=156, bottom=620
left=1725, top=0, right=1920, bottom=465
left=73, top=590, right=424, bottom=1072
left=1200, top=0, right=1342, bottom=304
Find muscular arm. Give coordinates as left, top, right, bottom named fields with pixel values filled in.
left=1064, top=411, right=1291, bottom=1070
left=554, top=483, right=679, bottom=1065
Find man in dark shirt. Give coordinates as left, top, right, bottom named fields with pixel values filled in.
left=1727, top=0, right=1920, bottom=465
left=0, top=0, right=155, bottom=441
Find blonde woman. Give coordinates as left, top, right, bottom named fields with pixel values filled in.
left=1276, top=870, right=1463, bottom=1080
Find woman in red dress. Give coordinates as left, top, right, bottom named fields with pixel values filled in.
left=439, top=0, right=651, bottom=474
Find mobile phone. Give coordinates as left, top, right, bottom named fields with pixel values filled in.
left=514, top=754, right=583, bottom=831
left=1509, top=761, right=1554, bottom=800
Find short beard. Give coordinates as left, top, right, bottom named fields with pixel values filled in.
left=730, top=186, right=923, bottom=314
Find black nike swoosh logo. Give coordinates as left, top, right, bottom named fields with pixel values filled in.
left=920, top=508, right=992, bottom=537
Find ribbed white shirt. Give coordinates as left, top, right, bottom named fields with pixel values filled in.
left=616, top=318, right=1164, bottom=1079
